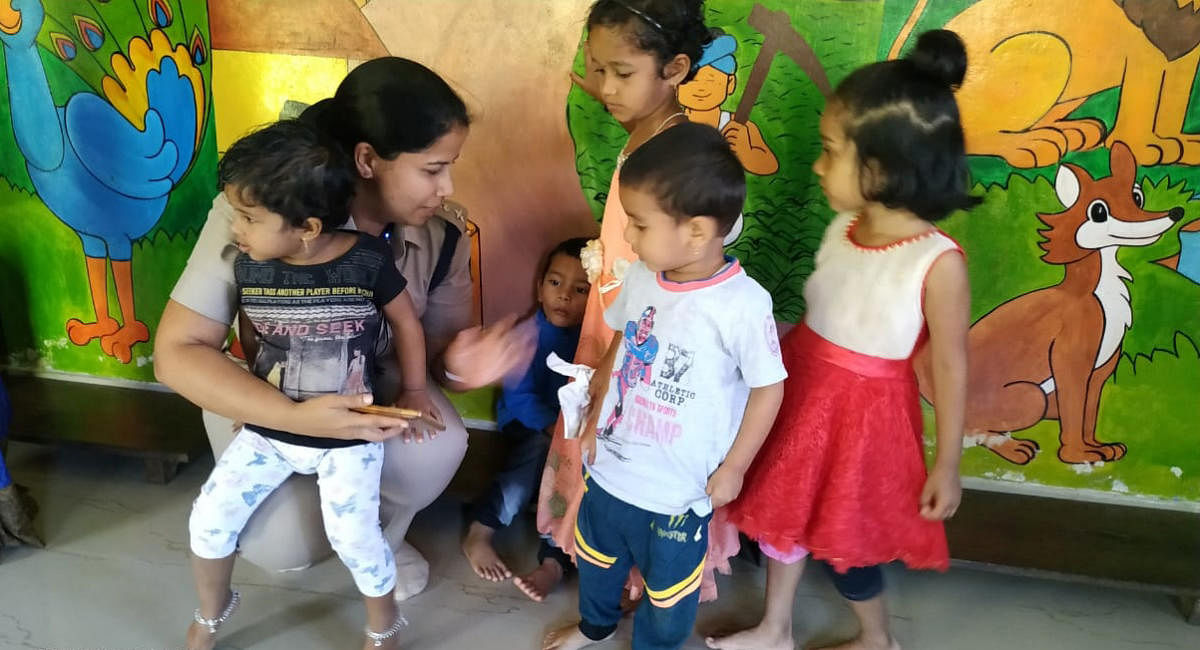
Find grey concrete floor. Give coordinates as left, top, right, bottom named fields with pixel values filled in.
left=1, top=440, right=1197, bottom=650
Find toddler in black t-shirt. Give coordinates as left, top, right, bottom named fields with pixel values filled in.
left=185, top=120, right=425, bottom=650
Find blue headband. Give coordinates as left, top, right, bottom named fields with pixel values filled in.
left=696, top=34, right=737, bottom=74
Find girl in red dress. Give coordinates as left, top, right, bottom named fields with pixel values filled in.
left=709, top=30, right=976, bottom=650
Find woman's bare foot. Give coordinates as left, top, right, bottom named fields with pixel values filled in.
left=185, top=622, right=217, bottom=650
left=543, top=622, right=610, bottom=650
left=810, top=635, right=899, bottom=650
left=462, top=521, right=511, bottom=582
left=393, top=540, right=430, bottom=601
left=514, top=559, right=564, bottom=602
left=705, top=622, right=795, bottom=650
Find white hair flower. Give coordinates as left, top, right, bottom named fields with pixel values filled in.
left=610, top=257, right=630, bottom=282
left=581, top=239, right=604, bottom=285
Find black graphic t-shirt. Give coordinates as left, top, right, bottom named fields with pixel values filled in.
left=235, top=232, right=407, bottom=448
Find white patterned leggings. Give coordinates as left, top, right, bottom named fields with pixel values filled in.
left=189, top=429, right=396, bottom=598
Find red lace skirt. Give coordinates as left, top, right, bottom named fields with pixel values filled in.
left=727, top=324, right=948, bottom=572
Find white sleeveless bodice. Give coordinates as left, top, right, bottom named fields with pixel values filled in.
left=803, top=213, right=961, bottom=360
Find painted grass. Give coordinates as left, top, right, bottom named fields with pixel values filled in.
left=0, top=179, right=201, bottom=381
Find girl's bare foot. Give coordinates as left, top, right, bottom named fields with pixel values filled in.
left=462, top=521, right=511, bottom=582
left=514, top=559, right=564, bottom=602
left=705, top=622, right=795, bottom=650
left=543, top=622, right=611, bottom=650
left=810, top=635, right=899, bottom=650
left=185, top=622, right=217, bottom=650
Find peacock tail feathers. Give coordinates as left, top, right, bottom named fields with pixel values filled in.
left=34, top=0, right=209, bottom=97
left=101, top=28, right=206, bottom=149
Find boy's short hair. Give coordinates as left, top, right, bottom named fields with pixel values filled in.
left=218, top=120, right=356, bottom=231
left=619, top=121, right=745, bottom=235
left=540, top=237, right=591, bottom=280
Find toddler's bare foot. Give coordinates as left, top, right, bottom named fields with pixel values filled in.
left=361, top=632, right=402, bottom=650
left=543, top=622, right=611, bottom=650
left=462, top=521, right=511, bottom=582
left=185, top=622, right=217, bottom=650
left=363, top=593, right=405, bottom=650
left=810, top=635, right=899, bottom=650
left=514, top=559, right=564, bottom=602
left=706, top=622, right=795, bottom=650
left=186, top=591, right=239, bottom=650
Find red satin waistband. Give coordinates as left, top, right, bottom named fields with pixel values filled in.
left=792, top=323, right=915, bottom=380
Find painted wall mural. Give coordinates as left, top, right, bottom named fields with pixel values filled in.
left=1, top=0, right=1197, bottom=503
left=891, top=0, right=1200, bottom=503
left=935, top=0, right=1200, bottom=168
left=568, top=0, right=1200, bottom=503
left=0, top=0, right=215, bottom=379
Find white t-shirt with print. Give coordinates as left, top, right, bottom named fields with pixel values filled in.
left=588, top=259, right=787, bottom=516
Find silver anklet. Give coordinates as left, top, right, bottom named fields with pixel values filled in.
left=193, top=591, right=241, bottom=634
left=365, top=615, right=408, bottom=647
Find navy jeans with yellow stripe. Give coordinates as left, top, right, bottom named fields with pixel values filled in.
left=574, top=476, right=710, bottom=649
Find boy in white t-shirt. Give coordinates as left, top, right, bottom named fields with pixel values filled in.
left=545, top=122, right=787, bottom=650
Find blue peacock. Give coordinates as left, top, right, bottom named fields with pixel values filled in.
left=0, top=0, right=207, bottom=363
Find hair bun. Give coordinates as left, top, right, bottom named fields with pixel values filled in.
left=299, top=97, right=349, bottom=145
left=906, top=29, right=967, bottom=89
left=299, top=97, right=336, bottom=129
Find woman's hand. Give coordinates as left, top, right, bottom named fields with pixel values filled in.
left=441, top=315, right=536, bottom=390
left=393, top=388, right=444, bottom=444
left=288, top=394, right=407, bottom=442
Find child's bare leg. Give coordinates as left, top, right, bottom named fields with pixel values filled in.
left=620, top=568, right=644, bottom=613
left=462, top=521, right=511, bottom=582
left=186, top=554, right=237, bottom=650
left=812, top=596, right=899, bottom=650
left=363, top=592, right=405, bottom=650
left=515, top=558, right=564, bottom=602
left=543, top=623, right=613, bottom=650
left=705, top=556, right=804, bottom=650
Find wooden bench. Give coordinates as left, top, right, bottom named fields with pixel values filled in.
left=945, top=486, right=1200, bottom=624
left=1, top=372, right=209, bottom=483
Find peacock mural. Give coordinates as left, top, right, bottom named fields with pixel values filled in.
left=0, top=0, right=210, bottom=367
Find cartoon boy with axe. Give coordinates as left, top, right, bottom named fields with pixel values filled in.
left=679, top=6, right=831, bottom=177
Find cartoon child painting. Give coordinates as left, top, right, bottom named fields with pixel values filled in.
left=678, top=33, right=779, bottom=176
